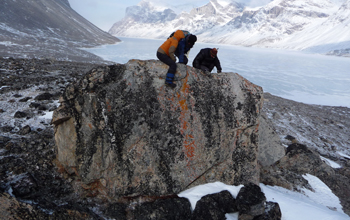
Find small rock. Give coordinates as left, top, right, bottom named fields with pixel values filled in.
left=35, top=92, right=53, bottom=101
left=0, top=126, right=14, bottom=132
left=13, top=94, right=22, bottom=98
left=14, top=111, right=27, bottom=118
left=38, top=105, right=48, bottom=111
left=29, top=102, right=41, bottom=108
left=192, top=190, right=237, bottom=220
left=253, top=202, right=282, bottom=220
left=130, top=197, right=192, bottom=220
left=18, top=125, right=31, bottom=135
left=10, top=173, right=38, bottom=199
left=284, top=135, right=298, bottom=143
left=0, top=136, right=11, bottom=147
left=236, top=183, right=266, bottom=217
left=285, top=143, right=312, bottom=157
left=19, top=97, right=32, bottom=102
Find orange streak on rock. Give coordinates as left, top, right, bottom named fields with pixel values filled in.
left=106, top=99, right=112, bottom=112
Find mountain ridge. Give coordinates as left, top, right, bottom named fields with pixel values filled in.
left=0, top=0, right=120, bottom=62
left=109, top=0, right=350, bottom=56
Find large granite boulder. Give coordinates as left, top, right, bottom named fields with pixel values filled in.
left=52, top=59, right=263, bottom=200
left=258, top=112, right=285, bottom=167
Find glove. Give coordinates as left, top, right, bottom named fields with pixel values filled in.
left=201, top=66, right=210, bottom=72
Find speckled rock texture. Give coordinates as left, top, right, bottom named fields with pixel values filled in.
left=52, top=59, right=263, bottom=200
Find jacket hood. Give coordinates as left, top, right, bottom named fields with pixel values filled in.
left=173, top=30, right=185, bottom=41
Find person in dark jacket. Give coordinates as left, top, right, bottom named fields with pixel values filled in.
left=192, top=48, right=222, bottom=73
left=175, top=34, right=197, bottom=65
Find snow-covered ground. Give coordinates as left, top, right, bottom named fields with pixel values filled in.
left=179, top=178, right=350, bottom=220
left=0, top=86, right=58, bottom=132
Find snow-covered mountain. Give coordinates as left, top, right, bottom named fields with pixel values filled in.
left=109, top=0, right=244, bottom=38
left=0, top=0, right=120, bottom=61
left=109, top=0, right=350, bottom=56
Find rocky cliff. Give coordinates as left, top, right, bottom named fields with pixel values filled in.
left=52, top=59, right=264, bottom=200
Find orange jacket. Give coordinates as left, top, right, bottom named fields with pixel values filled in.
left=157, top=30, right=185, bottom=61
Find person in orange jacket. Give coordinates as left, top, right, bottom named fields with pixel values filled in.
left=157, top=30, right=186, bottom=88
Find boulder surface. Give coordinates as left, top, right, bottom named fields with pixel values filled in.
left=52, top=59, right=263, bottom=200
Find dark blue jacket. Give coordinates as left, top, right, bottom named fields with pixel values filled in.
left=175, top=35, right=193, bottom=63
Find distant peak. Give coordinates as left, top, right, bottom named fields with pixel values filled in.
left=137, top=0, right=168, bottom=12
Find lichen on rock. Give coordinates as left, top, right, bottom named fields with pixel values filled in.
left=52, top=59, right=264, bottom=200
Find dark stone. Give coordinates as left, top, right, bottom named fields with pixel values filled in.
left=236, top=183, right=266, bottom=217
left=13, top=94, right=22, bottom=98
left=38, top=105, right=48, bottom=111
left=29, top=102, right=41, bottom=108
left=14, top=111, right=27, bottom=118
left=130, top=197, right=192, bottom=220
left=0, top=126, right=14, bottom=132
left=35, top=92, right=53, bottom=101
left=104, top=203, right=127, bottom=220
left=253, top=202, right=282, bottom=220
left=19, top=97, right=32, bottom=102
left=192, top=190, right=237, bottom=220
left=18, top=125, right=31, bottom=135
left=10, top=173, right=38, bottom=198
left=284, top=135, right=296, bottom=142
left=0, top=136, right=11, bottom=147
left=286, top=143, right=313, bottom=157
left=5, top=142, right=22, bottom=154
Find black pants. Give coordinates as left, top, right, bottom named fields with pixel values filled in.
left=157, top=52, right=177, bottom=74
left=200, top=64, right=215, bottom=72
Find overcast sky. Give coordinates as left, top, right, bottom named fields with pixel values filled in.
left=68, top=0, right=271, bottom=32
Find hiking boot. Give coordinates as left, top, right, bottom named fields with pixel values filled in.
left=165, top=72, right=176, bottom=88
left=165, top=81, right=176, bottom=88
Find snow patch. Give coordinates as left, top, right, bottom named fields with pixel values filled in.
left=0, top=41, right=18, bottom=46
left=337, top=152, right=350, bottom=159
left=261, top=183, right=349, bottom=220
left=320, top=156, right=342, bottom=168
left=302, top=174, right=344, bottom=213
left=178, top=181, right=350, bottom=220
